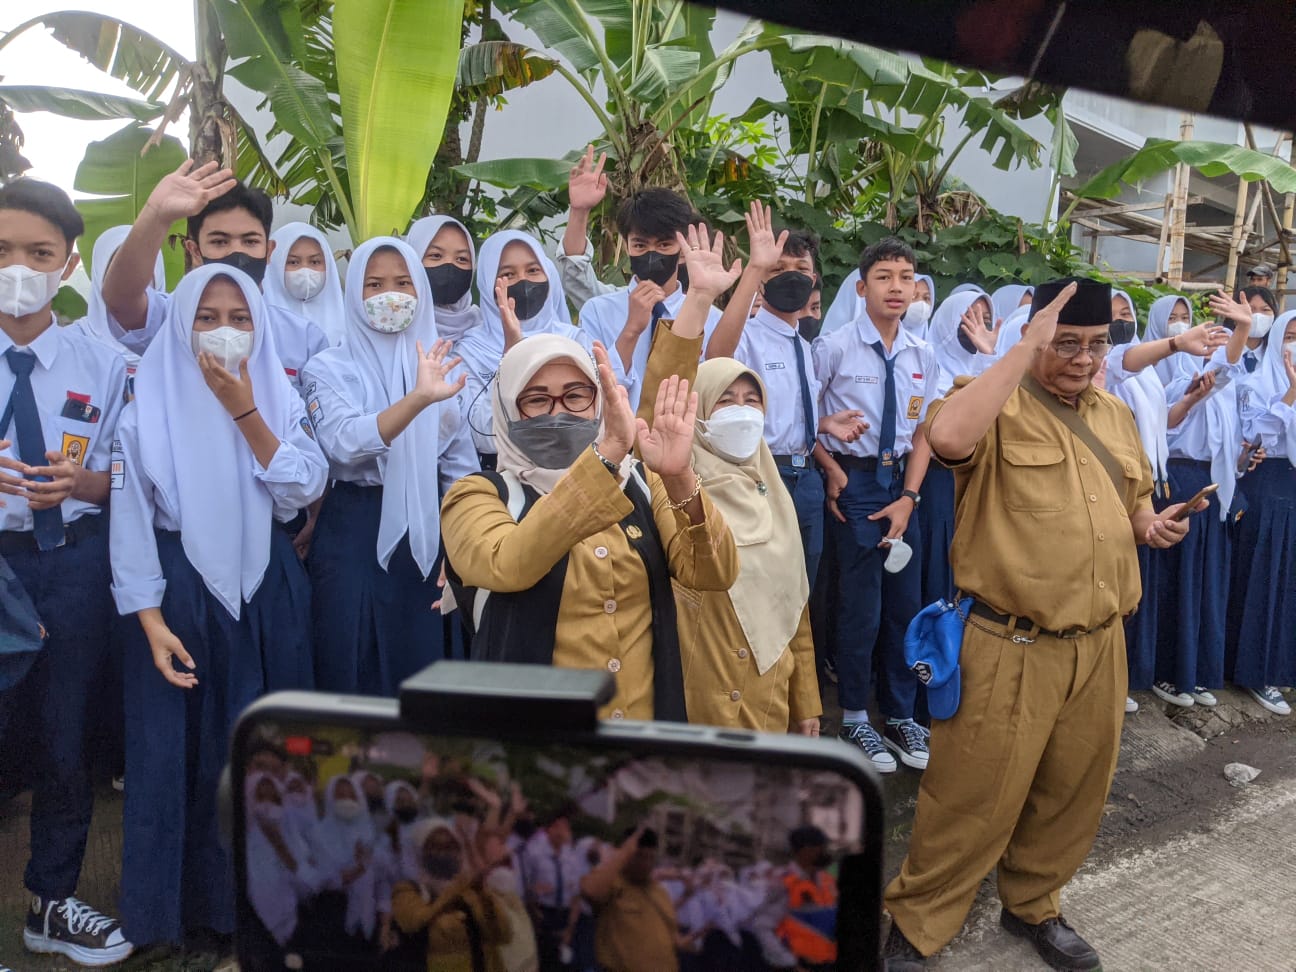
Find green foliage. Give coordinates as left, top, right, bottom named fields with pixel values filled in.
left=0, top=85, right=164, bottom=122
left=51, top=285, right=87, bottom=323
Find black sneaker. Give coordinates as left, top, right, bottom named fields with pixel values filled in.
left=884, top=921, right=927, bottom=970
left=883, top=719, right=930, bottom=770
left=839, top=721, right=898, bottom=773
left=24, top=895, right=133, bottom=966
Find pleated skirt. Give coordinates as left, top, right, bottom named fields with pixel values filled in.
left=1228, top=460, right=1296, bottom=687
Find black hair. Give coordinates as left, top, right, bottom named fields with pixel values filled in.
left=858, top=237, right=917, bottom=278
left=615, top=188, right=698, bottom=242
left=811, top=274, right=823, bottom=292
left=1239, top=285, right=1278, bottom=314
left=542, top=801, right=579, bottom=827
left=188, top=181, right=273, bottom=240
left=621, top=826, right=660, bottom=849
left=0, top=178, right=83, bottom=250
left=789, top=824, right=829, bottom=851
left=782, top=228, right=820, bottom=263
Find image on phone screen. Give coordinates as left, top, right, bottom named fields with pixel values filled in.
left=235, top=718, right=870, bottom=972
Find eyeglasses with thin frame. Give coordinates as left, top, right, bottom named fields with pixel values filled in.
left=1049, top=338, right=1112, bottom=360
left=516, top=384, right=598, bottom=418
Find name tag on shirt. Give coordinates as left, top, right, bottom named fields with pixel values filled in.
left=855, top=375, right=879, bottom=384
left=764, top=362, right=786, bottom=371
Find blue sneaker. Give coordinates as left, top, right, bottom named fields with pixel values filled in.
left=1248, top=686, right=1292, bottom=716
left=840, top=721, right=897, bottom=773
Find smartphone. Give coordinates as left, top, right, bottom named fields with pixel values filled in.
left=1170, top=482, right=1219, bottom=521
left=230, top=690, right=884, bottom=972
left=1239, top=435, right=1264, bottom=473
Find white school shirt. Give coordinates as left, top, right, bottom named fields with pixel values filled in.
left=812, top=313, right=940, bottom=459
left=109, top=400, right=327, bottom=615
left=1164, top=347, right=1247, bottom=462
left=1240, top=394, right=1295, bottom=462
left=0, top=322, right=126, bottom=532
left=151, top=290, right=329, bottom=394
left=521, top=833, right=582, bottom=909
left=579, top=280, right=722, bottom=411
left=734, top=307, right=821, bottom=456
left=299, top=369, right=478, bottom=489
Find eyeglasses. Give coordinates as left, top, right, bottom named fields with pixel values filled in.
left=1049, top=339, right=1112, bottom=360
left=516, top=384, right=598, bottom=418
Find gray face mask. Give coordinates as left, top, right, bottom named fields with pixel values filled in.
left=508, top=413, right=600, bottom=469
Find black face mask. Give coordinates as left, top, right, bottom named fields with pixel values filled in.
left=629, top=250, right=680, bottom=288
left=426, top=264, right=473, bottom=306
left=507, top=279, right=550, bottom=321
left=202, top=250, right=267, bottom=287
left=797, top=315, right=822, bottom=342
left=424, top=852, right=462, bottom=881
left=394, top=805, right=418, bottom=825
left=508, top=413, right=600, bottom=469
left=957, top=328, right=980, bottom=356
left=677, top=263, right=690, bottom=292
left=1109, top=320, right=1136, bottom=346
left=763, top=271, right=816, bottom=314
left=366, top=794, right=384, bottom=813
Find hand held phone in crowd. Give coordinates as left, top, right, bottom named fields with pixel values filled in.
left=1238, top=435, right=1264, bottom=474
left=1170, top=482, right=1219, bottom=521
left=226, top=662, right=885, bottom=972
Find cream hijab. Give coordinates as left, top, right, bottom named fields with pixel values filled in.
left=692, top=358, right=808, bottom=675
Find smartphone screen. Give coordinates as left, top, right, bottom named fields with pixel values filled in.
left=234, top=714, right=876, bottom=972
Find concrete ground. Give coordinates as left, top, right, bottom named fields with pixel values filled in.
left=2, top=687, right=1295, bottom=970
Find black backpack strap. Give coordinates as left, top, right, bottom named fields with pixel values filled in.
left=443, top=471, right=508, bottom=640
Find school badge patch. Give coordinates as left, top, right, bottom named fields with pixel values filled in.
left=61, top=432, right=90, bottom=466
left=906, top=396, right=924, bottom=420
left=300, top=416, right=315, bottom=440
left=626, top=524, right=644, bottom=540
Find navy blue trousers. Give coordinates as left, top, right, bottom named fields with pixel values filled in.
left=0, top=517, right=112, bottom=900
left=308, top=482, right=444, bottom=695
left=1154, top=460, right=1230, bottom=691
left=916, top=464, right=955, bottom=605
left=778, top=464, right=825, bottom=586
left=829, top=465, right=921, bottom=718
left=121, top=526, right=312, bottom=945
left=1228, top=461, right=1296, bottom=687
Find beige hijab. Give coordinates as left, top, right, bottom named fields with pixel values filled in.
left=692, top=358, right=809, bottom=674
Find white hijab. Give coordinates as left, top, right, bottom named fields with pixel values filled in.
left=820, top=270, right=937, bottom=337
left=305, top=237, right=444, bottom=577
left=991, top=284, right=1034, bottom=327
left=315, top=774, right=380, bottom=939
left=246, top=772, right=313, bottom=946
left=1242, top=309, right=1296, bottom=464
left=992, top=305, right=1031, bottom=360
left=263, top=222, right=347, bottom=346
left=75, top=224, right=165, bottom=361
left=134, top=264, right=297, bottom=618
left=406, top=215, right=483, bottom=344
left=928, top=292, right=993, bottom=396
left=1145, top=295, right=1197, bottom=387
left=1106, top=290, right=1171, bottom=486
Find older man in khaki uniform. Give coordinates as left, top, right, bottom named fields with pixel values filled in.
left=884, top=279, right=1200, bottom=971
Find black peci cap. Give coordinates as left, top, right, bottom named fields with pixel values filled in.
left=1028, top=277, right=1113, bottom=326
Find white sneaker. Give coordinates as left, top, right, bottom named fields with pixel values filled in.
left=1248, top=686, right=1292, bottom=716
left=839, top=721, right=898, bottom=773
left=1190, top=687, right=1218, bottom=708
left=1124, top=696, right=1139, bottom=714
left=1152, top=682, right=1194, bottom=707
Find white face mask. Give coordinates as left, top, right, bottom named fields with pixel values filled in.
left=903, top=300, right=932, bottom=331
left=1167, top=321, right=1190, bottom=339
left=0, top=263, right=65, bottom=317
left=284, top=267, right=325, bottom=302
left=1285, top=340, right=1296, bottom=362
left=882, top=536, right=913, bottom=573
left=364, top=291, right=418, bottom=333
left=700, top=404, right=766, bottom=462
left=1251, top=313, right=1274, bottom=339
left=332, top=797, right=362, bottom=822
left=191, top=326, right=254, bottom=373
left=254, top=802, right=284, bottom=825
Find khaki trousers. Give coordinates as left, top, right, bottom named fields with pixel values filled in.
left=884, top=618, right=1127, bottom=956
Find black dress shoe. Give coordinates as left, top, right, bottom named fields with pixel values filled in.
left=883, top=921, right=928, bottom=970
left=1000, top=909, right=1101, bottom=970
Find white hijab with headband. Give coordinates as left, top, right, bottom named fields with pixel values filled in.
left=691, top=358, right=807, bottom=675
left=928, top=291, right=993, bottom=396
left=1105, top=289, right=1171, bottom=487
left=493, top=333, right=633, bottom=495
left=306, top=237, right=445, bottom=578
left=406, top=215, right=483, bottom=344
left=134, top=264, right=297, bottom=618
left=1242, top=309, right=1296, bottom=463
left=76, top=224, right=165, bottom=363
left=263, top=222, right=347, bottom=346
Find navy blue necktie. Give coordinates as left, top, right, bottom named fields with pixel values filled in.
left=649, top=301, right=669, bottom=344
left=1244, top=352, right=1258, bottom=374
left=3, top=348, right=64, bottom=550
left=790, top=333, right=816, bottom=455
left=871, top=340, right=897, bottom=488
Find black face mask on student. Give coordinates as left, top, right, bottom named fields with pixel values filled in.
left=798, top=315, right=822, bottom=341
left=1109, top=319, right=1136, bottom=346
left=426, top=264, right=473, bottom=306
left=763, top=271, right=816, bottom=314
left=507, top=279, right=550, bottom=321
left=202, top=250, right=268, bottom=287
left=366, top=794, right=384, bottom=814
left=629, top=250, right=680, bottom=288
left=957, top=328, right=980, bottom=355
left=394, top=805, right=419, bottom=825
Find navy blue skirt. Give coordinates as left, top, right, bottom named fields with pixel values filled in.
left=1228, top=460, right=1296, bottom=687
left=121, top=524, right=312, bottom=945
left=308, top=482, right=444, bottom=695
left=1125, top=489, right=1171, bottom=690
left=1154, top=460, right=1232, bottom=690
left=917, top=464, right=955, bottom=605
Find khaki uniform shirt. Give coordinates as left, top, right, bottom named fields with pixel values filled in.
left=441, top=447, right=739, bottom=721
left=591, top=877, right=679, bottom=972
left=925, top=378, right=1154, bottom=631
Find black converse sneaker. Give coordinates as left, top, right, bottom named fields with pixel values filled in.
left=24, top=895, right=133, bottom=966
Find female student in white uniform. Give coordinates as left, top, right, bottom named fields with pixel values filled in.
left=301, top=238, right=477, bottom=695
left=454, top=230, right=593, bottom=468
left=406, top=215, right=483, bottom=346
left=110, top=264, right=328, bottom=947
left=262, top=222, right=347, bottom=347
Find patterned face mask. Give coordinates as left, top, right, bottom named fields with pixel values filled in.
left=363, top=291, right=418, bottom=333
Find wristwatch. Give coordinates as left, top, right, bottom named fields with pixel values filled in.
left=901, top=489, right=922, bottom=506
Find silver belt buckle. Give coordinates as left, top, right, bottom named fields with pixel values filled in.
left=791, top=454, right=807, bottom=469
